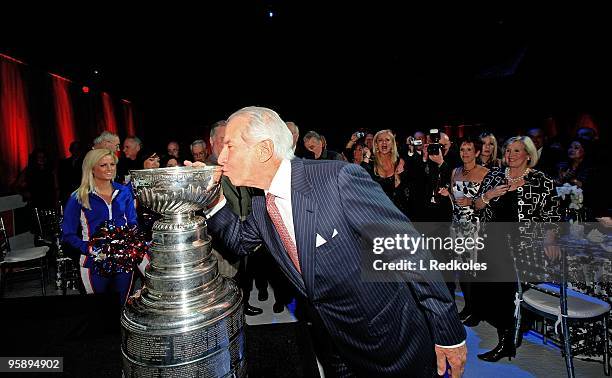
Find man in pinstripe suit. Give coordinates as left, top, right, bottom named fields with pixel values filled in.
left=204, top=107, right=467, bottom=377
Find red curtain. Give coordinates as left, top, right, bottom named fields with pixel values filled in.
left=0, top=55, right=33, bottom=184
left=51, top=75, right=76, bottom=158
left=122, top=99, right=136, bottom=136
left=101, top=92, right=117, bottom=134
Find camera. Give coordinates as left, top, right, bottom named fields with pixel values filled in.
left=407, top=136, right=422, bottom=146
left=427, top=128, right=441, bottom=155
left=355, top=131, right=365, bottom=139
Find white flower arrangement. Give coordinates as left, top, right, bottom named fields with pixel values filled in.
left=556, top=183, right=584, bottom=210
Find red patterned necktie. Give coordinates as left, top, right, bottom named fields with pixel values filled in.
left=265, top=192, right=301, bottom=273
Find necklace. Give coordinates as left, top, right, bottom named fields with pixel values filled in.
left=504, top=167, right=530, bottom=184
left=462, top=166, right=475, bottom=176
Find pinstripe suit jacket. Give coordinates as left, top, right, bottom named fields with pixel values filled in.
left=208, top=158, right=466, bottom=376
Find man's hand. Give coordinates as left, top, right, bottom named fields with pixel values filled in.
left=207, top=166, right=225, bottom=209
left=183, top=160, right=206, bottom=167
left=429, top=149, right=444, bottom=167
left=435, top=344, right=467, bottom=378
left=596, top=216, right=612, bottom=228
left=183, top=161, right=224, bottom=207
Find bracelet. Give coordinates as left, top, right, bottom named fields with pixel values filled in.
left=481, top=194, right=490, bottom=205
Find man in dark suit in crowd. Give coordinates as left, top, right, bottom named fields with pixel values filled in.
left=527, top=127, right=562, bottom=177
left=202, top=106, right=467, bottom=377
left=118, top=136, right=144, bottom=184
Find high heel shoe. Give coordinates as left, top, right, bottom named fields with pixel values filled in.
left=477, top=329, right=516, bottom=362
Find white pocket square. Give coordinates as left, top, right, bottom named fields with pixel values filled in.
left=332, top=229, right=338, bottom=238
left=316, top=233, right=327, bottom=248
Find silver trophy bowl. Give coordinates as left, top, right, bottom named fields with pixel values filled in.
left=131, top=166, right=221, bottom=214
left=121, top=166, right=246, bottom=377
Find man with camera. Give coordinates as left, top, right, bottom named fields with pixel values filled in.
left=423, top=130, right=451, bottom=218
left=404, top=129, right=458, bottom=221
left=422, top=129, right=463, bottom=295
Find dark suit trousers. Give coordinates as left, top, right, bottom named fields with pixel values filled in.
left=300, top=301, right=355, bottom=378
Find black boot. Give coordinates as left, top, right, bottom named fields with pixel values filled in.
left=244, top=303, right=263, bottom=316
left=477, top=328, right=516, bottom=362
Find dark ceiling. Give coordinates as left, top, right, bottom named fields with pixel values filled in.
left=1, top=2, right=610, bottom=145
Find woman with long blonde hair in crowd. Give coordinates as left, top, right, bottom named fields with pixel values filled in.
left=62, top=148, right=138, bottom=305
left=477, top=132, right=502, bottom=169
left=363, top=129, right=415, bottom=217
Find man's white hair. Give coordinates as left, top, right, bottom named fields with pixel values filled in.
left=228, top=106, right=295, bottom=160
left=190, top=139, right=207, bottom=153
left=93, top=131, right=119, bottom=145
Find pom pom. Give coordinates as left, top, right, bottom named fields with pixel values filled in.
left=88, top=220, right=150, bottom=277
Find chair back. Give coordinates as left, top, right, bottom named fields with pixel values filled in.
left=0, top=217, right=11, bottom=259
left=508, top=229, right=563, bottom=286
left=33, top=208, right=62, bottom=243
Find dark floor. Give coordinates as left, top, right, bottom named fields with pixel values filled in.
left=2, top=261, right=609, bottom=377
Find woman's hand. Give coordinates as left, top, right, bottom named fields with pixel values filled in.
left=395, top=159, right=405, bottom=175
left=571, top=178, right=582, bottom=187
left=486, top=184, right=510, bottom=200
left=543, top=229, right=560, bottom=260
left=362, top=147, right=371, bottom=162
left=438, top=187, right=450, bottom=197
left=346, top=133, right=359, bottom=148
left=544, top=245, right=561, bottom=261
left=455, top=197, right=473, bottom=207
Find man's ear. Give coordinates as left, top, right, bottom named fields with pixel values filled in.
left=257, top=140, right=274, bottom=162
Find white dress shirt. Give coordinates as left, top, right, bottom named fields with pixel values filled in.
left=263, top=159, right=297, bottom=246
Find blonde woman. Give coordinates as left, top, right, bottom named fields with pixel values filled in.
left=470, top=136, right=561, bottom=362
left=477, top=132, right=502, bottom=169
left=61, top=148, right=138, bottom=305
left=363, top=130, right=412, bottom=216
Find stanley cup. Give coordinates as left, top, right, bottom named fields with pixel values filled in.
left=121, top=166, right=246, bottom=377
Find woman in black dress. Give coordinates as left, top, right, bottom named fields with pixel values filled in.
left=363, top=130, right=420, bottom=218
left=470, top=136, right=561, bottom=362
left=555, top=137, right=600, bottom=219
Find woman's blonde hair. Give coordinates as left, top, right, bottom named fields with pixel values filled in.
left=373, top=129, right=399, bottom=166
left=75, top=149, right=118, bottom=209
left=502, top=136, right=538, bottom=168
left=479, top=132, right=498, bottom=164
